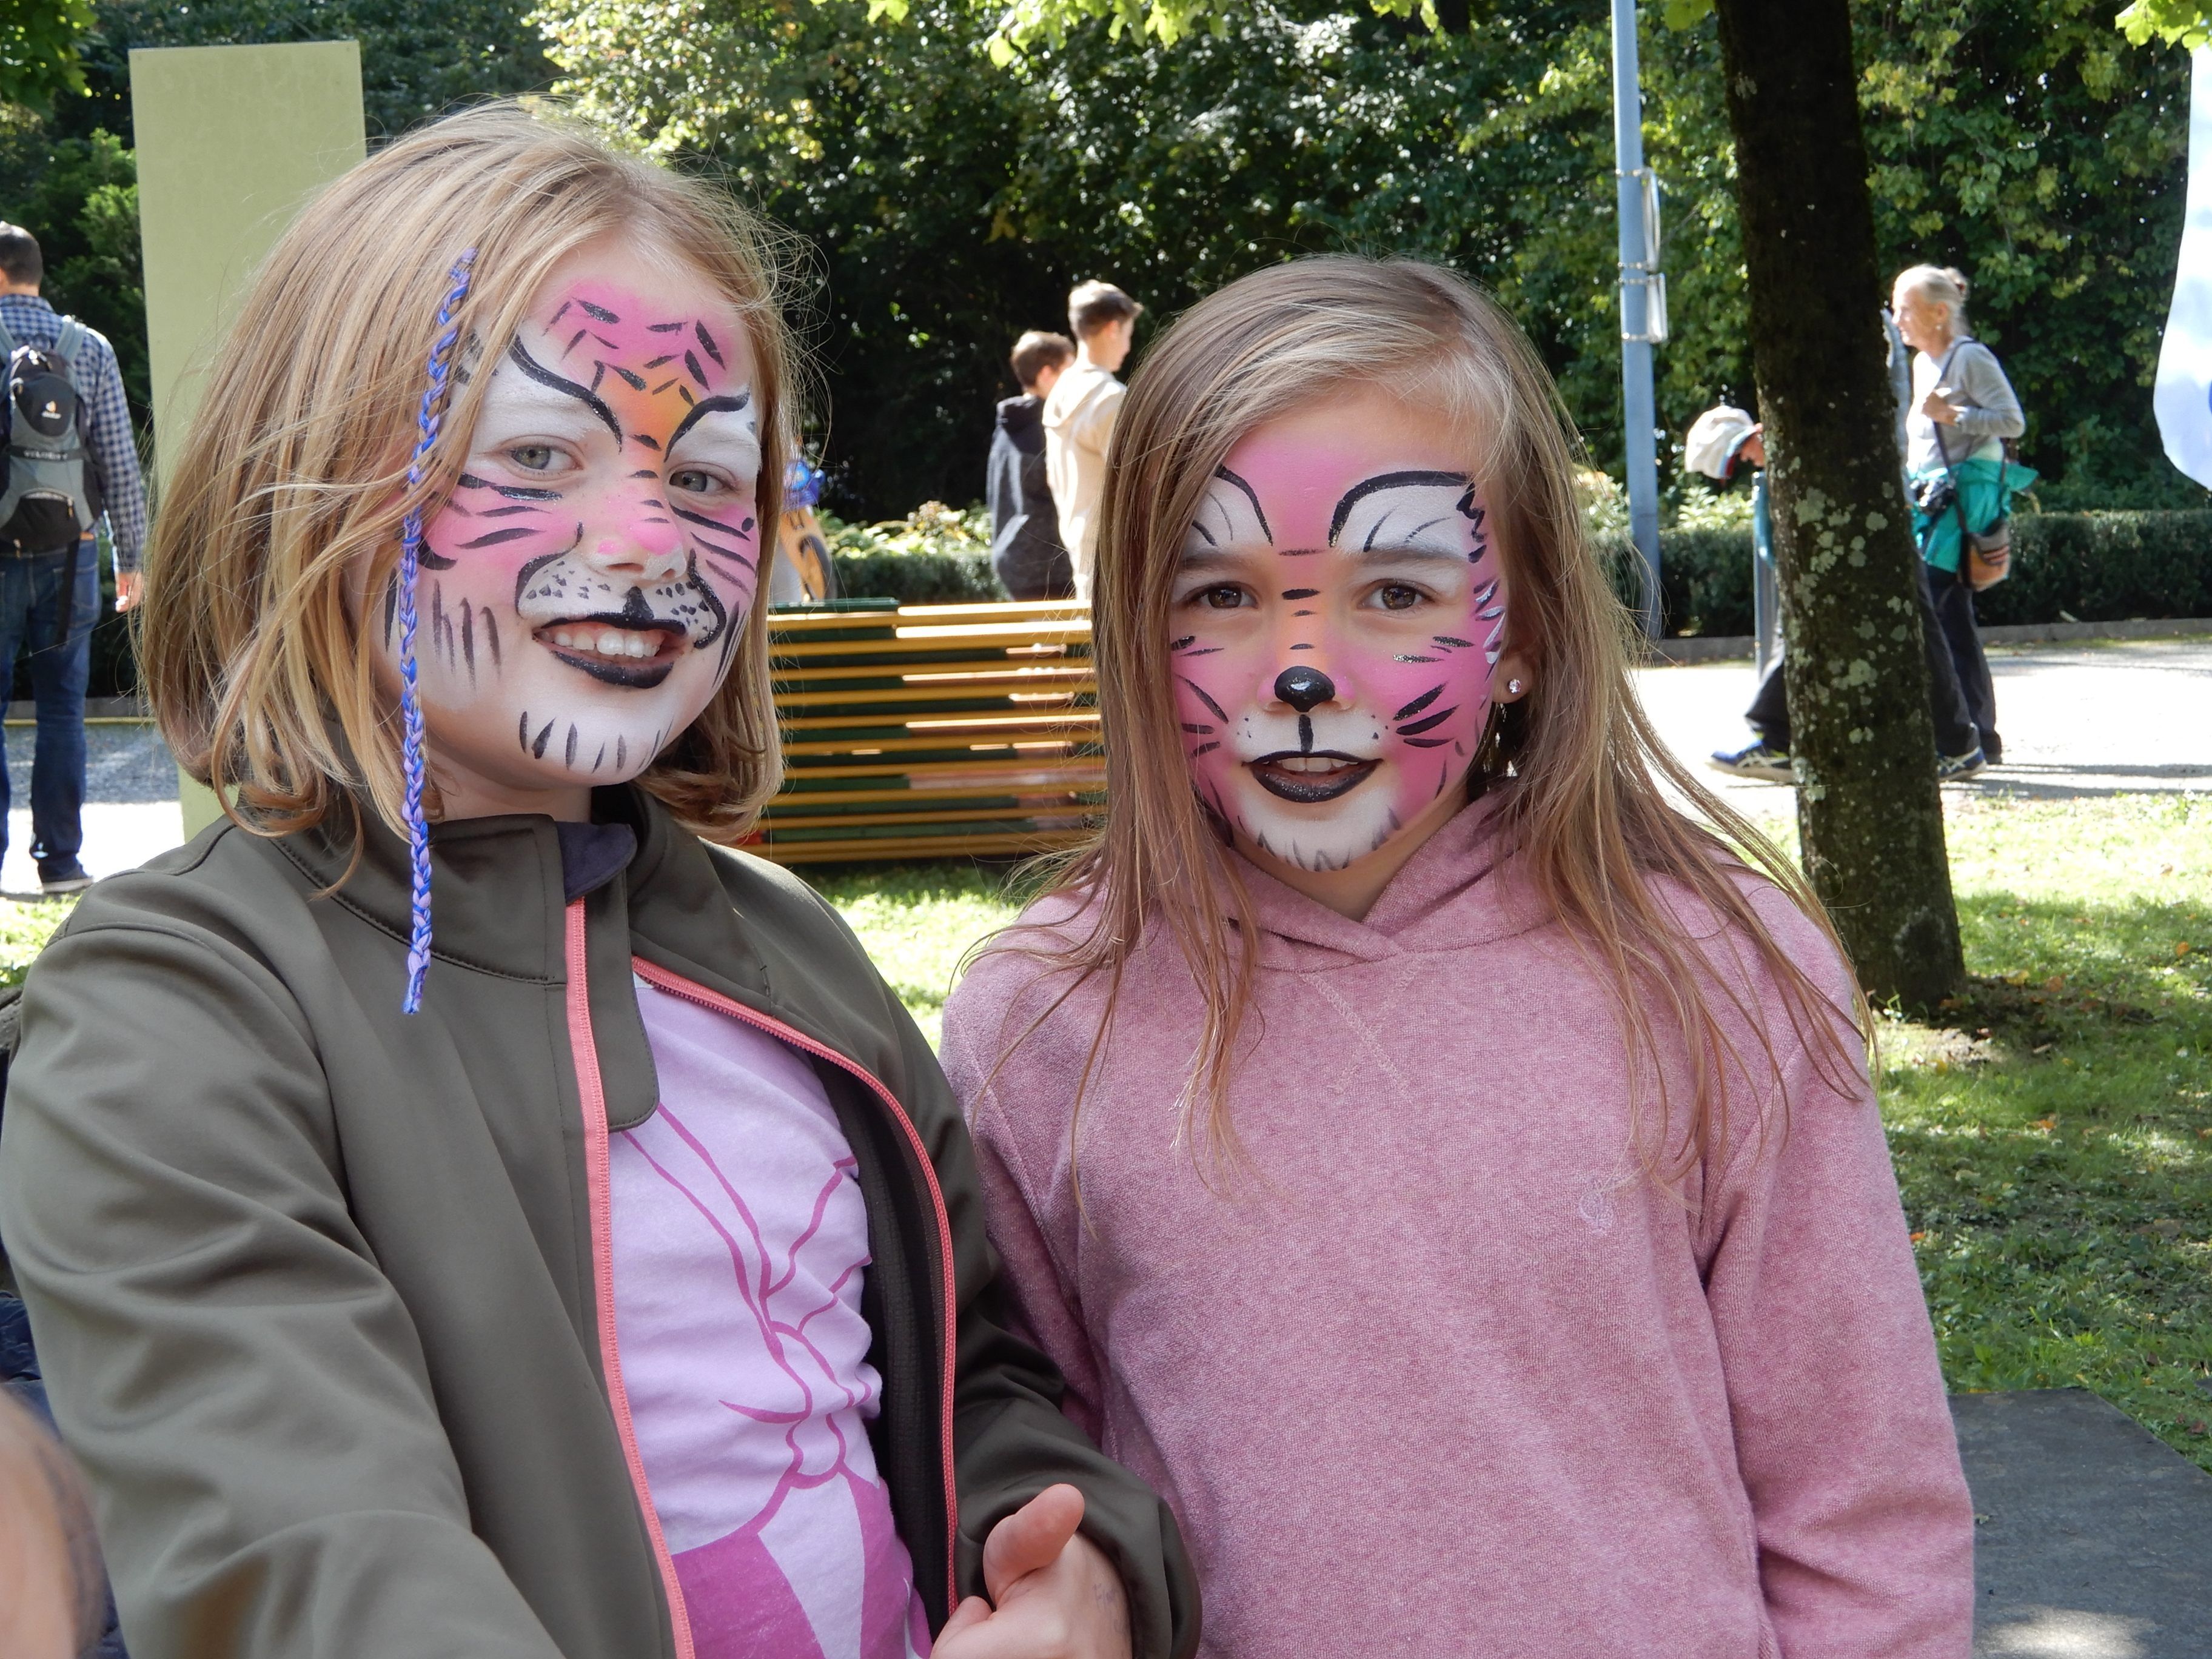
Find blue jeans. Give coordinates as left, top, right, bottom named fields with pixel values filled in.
left=0, top=541, right=96, bottom=877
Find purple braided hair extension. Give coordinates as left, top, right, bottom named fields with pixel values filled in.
left=397, top=250, right=478, bottom=1014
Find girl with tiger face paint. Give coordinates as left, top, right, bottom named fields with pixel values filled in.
left=21, top=109, right=1195, bottom=1659
left=1170, top=385, right=1513, bottom=888
left=371, top=236, right=765, bottom=820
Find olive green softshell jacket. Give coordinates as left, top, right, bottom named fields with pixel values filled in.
left=0, top=789, right=1198, bottom=1659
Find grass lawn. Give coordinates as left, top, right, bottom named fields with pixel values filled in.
left=1858, top=793, right=2212, bottom=1474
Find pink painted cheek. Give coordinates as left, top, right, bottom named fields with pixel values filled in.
left=1362, top=614, right=1501, bottom=813
left=1171, top=664, right=1243, bottom=818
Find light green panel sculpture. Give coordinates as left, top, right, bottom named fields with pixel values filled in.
left=130, top=41, right=366, bottom=837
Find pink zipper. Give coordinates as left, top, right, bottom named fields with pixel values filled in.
left=565, top=902, right=699, bottom=1659
left=628, top=953, right=964, bottom=1621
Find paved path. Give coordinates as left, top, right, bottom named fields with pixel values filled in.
left=1956, top=1389, right=2212, bottom=1657
left=3, top=634, right=2207, bottom=893
left=1634, top=637, right=2212, bottom=808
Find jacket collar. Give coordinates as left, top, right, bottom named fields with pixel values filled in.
left=272, top=785, right=767, bottom=996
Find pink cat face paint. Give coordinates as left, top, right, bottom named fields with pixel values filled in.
left=1170, top=401, right=1504, bottom=874
left=372, top=240, right=762, bottom=805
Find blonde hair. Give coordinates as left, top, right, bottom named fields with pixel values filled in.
left=140, top=103, right=795, bottom=846
left=0, top=1390, right=101, bottom=1659
left=1014, top=256, right=1865, bottom=1181
left=1895, top=263, right=1970, bottom=334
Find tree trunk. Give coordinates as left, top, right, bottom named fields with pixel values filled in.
left=1711, top=0, right=1965, bottom=1011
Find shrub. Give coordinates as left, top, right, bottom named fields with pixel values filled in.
left=823, top=503, right=1005, bottom=605
left=1597, top=511, right=2212, bottom=638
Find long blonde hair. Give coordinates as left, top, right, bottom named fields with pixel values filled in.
left=1025, top=256, right=1865, bottom=1181
left=140, top=103, right=795, bottom=846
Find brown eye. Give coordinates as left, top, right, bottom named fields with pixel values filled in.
left=1378, top=583, right=1423, bottom=611
left=1203, top=586, right=1246, bottom=609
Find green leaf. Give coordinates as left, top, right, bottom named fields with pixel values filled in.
left=0, top=0, right=96, bottom=113
left=2117, top=0, right=2212, bottom=49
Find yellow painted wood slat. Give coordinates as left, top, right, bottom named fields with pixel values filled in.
left=759, top=803, right=1097, bottom=831
left=749, top=831, right=1090, bottom=863
left=780, top=733, right=1096, bottom=757
left=772, top=684, right=1091, bottom=710
left=776, top=710, right=1100, bottom=735
left=771, top=663, right=1091, bottom=687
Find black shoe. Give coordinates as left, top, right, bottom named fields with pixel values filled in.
left=1980, top=735, right=2002, bottom=765
left=38, top=862, right=93, bottom=896
left=1708, top=742, right=1794, bottom=783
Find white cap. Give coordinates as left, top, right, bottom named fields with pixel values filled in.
left=1684, top=404, right=1757, bottom=480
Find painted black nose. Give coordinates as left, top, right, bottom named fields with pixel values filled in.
left=1273, top=666, right=1335, bottom=712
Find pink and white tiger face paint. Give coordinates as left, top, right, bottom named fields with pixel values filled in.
left=1170, top=403, right=1505, bottom=874
left=370, top=239, right=762, bottom=813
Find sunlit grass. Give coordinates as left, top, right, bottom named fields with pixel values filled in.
left=808, top=860, right=1026, bottom=1047
left=0, top=896, right=76, bottom=989
left=1752, top=793, right=2212, bottom=1471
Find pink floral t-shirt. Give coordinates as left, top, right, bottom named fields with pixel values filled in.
left=610, top=976, right=930, bottom=1658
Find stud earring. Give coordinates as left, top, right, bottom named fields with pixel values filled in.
left=1506, top=677, right=1526, bottom=696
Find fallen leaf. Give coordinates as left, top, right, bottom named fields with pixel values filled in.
left=2033, top=1042, right=2055, bottom=1055
left=2046, top=975, right=2067, bottom=991
left=2180, top=942, right=2195, bottom=957
left=2033, top=1116, right=2057, bottom=1131
left=1910, top=1231, right=1928, bottom=1243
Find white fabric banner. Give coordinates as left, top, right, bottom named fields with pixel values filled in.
left=2156, top=47, right=2212, bottom=488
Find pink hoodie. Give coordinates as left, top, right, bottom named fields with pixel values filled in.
left=940, top=796, right=1974, bottom=1658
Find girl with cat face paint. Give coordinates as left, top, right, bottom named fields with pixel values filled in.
left=0, top=107, right=1196, bottom=1659
left=943, top=258, right=1975, bottom=1658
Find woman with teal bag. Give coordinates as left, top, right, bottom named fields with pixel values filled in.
left=1895, top=263, right=2037, bottom=765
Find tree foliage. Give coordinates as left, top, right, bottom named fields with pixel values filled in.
left=0, top=0, right=95, bottom=115
left=0, top=112, right=144, bottom=403
left=1, top=0, right=553, bottom=435
left=2117, top=0, right=2212, bottom=48
left=62, top=0, right=554, bottom=141
left=539, top=0, right=2200, bottom=520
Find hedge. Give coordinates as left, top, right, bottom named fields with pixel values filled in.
left=830, top=548, right=1002, bottom=606
left=1597, top=510, right=2212, bottom=639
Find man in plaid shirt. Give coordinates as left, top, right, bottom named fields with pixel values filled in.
left=0, top=222, right=147, bottom=896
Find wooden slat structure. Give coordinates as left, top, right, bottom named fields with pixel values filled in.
left=748, top=599, right=1104, bottom=863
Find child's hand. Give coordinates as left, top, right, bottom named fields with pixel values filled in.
left=934, top=1483, right=1132, bottom=1659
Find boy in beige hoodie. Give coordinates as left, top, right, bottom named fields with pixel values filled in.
left=1044, top=280, right=1141, bottom=599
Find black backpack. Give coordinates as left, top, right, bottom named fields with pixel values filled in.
left=1, top=317, right=102, bottom=555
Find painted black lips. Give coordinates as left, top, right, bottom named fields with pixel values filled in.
left=537, top=616, right=686, bottom=689
left=1249, top=751, right=1378, bottom=803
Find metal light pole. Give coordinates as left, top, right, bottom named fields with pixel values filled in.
left=1610, top=0, right=1665, bottom=638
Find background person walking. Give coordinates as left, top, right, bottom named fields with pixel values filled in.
left=0, top=223, right=148, bottom=895
left=1044, top=280, right=1139, bottom=600
left=987, top=330, right=1075, bottom=600
left=1895, top=263, right=2033, bottom=765
left=1712, top=305, right=1989, bottom=784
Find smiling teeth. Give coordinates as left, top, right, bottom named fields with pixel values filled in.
left=1273, top=756, right=1357, bottom=773
left=549, top=628, right=657, bottom=659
